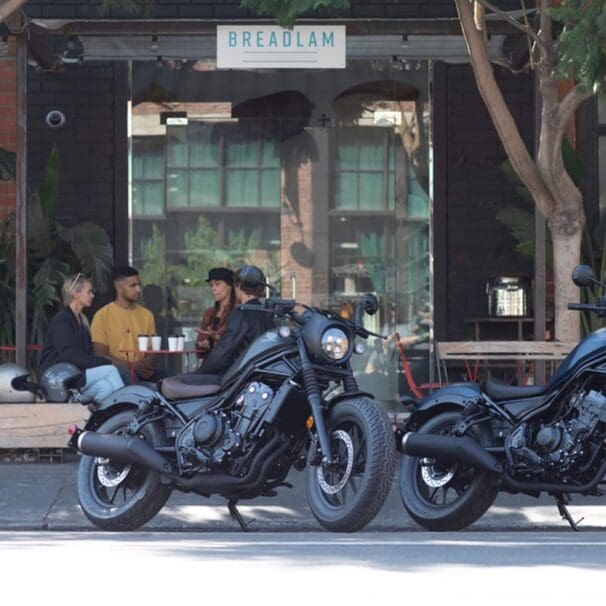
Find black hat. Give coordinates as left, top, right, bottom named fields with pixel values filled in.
left=206, top=267, right=234, bottom=285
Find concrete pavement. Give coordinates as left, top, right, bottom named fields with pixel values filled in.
left=2, top=454, right=606, bottom=532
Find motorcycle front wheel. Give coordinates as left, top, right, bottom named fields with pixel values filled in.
left=305, top=397, right=396, bottom=532
left=399, top=410, right=497, bottom=531
left=77, top=410, right=172, bottom=531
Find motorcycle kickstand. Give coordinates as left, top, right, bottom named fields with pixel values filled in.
left=555, top=494, right=584, bottom=531
left=227, top=499, right=256, bottom=533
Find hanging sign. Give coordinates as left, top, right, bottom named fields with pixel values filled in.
left=217, top=25, right=346, bottom=69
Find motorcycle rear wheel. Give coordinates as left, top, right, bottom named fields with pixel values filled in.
left=77, top=410, right=172, bottom=531
left=305, top=397, right=396, bottom=532
left=399, top=410, right=497, bottom=531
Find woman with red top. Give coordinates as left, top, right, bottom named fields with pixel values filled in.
left=195, top=267, right=235, bottom=359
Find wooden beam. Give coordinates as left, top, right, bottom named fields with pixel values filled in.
left=0, top=404, right=89, bottom=449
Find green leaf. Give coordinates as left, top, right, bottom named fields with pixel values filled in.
left=241, top=0, right=350, bottom=28
left=56, top=222, right=113, bottom=294
left=31, top=257, right=70, bottom=345
left=0, top=147, right=16, bottom=181
left=39, top=145, right=60, bottom=219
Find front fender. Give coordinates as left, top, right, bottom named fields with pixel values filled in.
left=84, top=384, right=159, bottom=430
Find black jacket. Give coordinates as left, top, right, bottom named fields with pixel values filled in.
left=39, top=307, right=109, bottom=374
left=198, top=298, right=275, bottom=376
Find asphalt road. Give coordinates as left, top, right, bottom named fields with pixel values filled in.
left=1, top=531, right=605, bottom=605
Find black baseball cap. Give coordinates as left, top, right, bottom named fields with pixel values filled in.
left=206, top=267, right=234, bottom=285
left=234, top=265, right=270, bottom=289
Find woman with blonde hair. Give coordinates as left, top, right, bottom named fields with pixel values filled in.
left=39, top=272, right=124, bottom=402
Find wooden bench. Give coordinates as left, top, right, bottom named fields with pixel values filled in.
left=436, top=341, right=576, bottom=383
left=0, top=404, right=89, bottom=449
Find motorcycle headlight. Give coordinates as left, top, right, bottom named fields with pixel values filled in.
left=321, top=328, right=350, bottom=361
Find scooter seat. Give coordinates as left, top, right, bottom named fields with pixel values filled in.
left=160, top=377, right=221, bottom=400
left=484, top=378, right=546, bottom=401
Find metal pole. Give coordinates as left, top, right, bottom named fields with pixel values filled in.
left=15, top=34, right=27, bottom=367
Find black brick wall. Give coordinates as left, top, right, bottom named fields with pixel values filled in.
left=24, top=1, right=527, bottom=20
left=443, top=63, right=535, bottom=340
left=27, top=62, right=125, bottom=261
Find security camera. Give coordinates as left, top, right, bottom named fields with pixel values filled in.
left=45, top=110, right=66, bottom=129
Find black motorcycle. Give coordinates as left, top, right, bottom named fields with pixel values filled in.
left=68, top=293, right=396, bottom=532
left=399, top=265, right=606, bottom=531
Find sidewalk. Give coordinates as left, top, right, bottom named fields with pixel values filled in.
left=2, top=455, right=606, bottom=532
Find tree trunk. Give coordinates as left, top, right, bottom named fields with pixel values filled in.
left=549, top=216, right=582, bottom=342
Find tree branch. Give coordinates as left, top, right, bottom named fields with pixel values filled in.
left=556, top=85, right=594, bottom=131
left=455, top=0, right=555, bottom=217
left=472, top=0, right=541, bottom=45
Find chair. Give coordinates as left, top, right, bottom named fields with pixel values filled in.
left=394, top=332, right=444, bottom=400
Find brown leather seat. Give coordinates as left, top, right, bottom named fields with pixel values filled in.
left=160, top=377, right=221, bottom=400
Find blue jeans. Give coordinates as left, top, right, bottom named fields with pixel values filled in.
left=81, top=365, right=124, bottom=403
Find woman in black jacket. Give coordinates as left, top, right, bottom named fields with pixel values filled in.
left=39, top=273, right=124, bottom=402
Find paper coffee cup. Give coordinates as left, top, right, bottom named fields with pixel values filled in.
left=176, top=335, right=185, bottom=351
left=168, top=336, right=178, bottom=352
left=151, top=335, right=162, bottom=351
left=137, top=335, right=149, bottom=351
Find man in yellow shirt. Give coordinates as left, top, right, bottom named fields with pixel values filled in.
left=91, top=266, right=163, bottom=383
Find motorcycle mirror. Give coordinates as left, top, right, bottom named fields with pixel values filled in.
left=361, top=293, right=379, bottom=316
left=572, top=265, right=602, bottom=288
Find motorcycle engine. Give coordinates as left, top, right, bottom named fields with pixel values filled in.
left=507, top=389, right=606, bottom=474
left=176, top=381, right=275, bottom=472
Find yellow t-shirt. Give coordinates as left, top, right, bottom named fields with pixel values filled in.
left=91, top=302, right=156, bottom=361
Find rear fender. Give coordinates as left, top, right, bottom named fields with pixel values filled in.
left=405, top=382, right=484, bottom=431
left=84, top=385, right=159, bottom=430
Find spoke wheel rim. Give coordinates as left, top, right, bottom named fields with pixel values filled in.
left=414, top=426, right=477, bottom=509
left=89, top=429, right=150, bottom=509
left=315, top=420, right=368, bottom=507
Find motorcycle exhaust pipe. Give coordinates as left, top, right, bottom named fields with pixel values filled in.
left=77, top=431, right=172, bottom=475
left=401, top=432, right=502, bottom=474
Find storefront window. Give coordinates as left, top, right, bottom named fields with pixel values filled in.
left=129, top=59, right=432, bottom=406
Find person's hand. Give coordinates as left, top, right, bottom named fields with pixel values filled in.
left=196, top=338, right=210, bottom=352
left=195, top=327, right=217, bottom=339
left=134, top=357, right=154, bottom=379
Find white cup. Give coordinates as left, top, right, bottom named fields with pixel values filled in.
left=176, top=335, right=185, bottom=351
left=168, top=336, right=178, bottom=352
left=151, top=335, right=162, bottom=351
left=137, top=335, right=149, bottom=352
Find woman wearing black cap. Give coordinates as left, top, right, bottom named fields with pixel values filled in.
left=194, top=267, right=235, bottom=359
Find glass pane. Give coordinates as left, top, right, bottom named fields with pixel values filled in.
left=166, top=169, right=189, bottom=206
left=260, top=169, right=280, bottom=207
left=132, top=184, right=143, bottom=214
left=143, top=182, right=164, bottom=215
left=226, top=169, right=258, bottom=206
left=189, top=124, right=219, bottom=167
left=226, top=138, right=258, bottom=167
left=190, top=170, right=220, bottom=206
left=336, top=137, right=357, bottom=169
left=358, top=173, right=384, bottom=209
left=599, top=97, right=606, bottom=125
left=359, top=138, right=385, bottom=169
left=130, top=59, right=432, bottom=410
left=132, top=155, right=143, bottom=179
left=167, top=133, right=188, bottom=167
left=143, top=152, right=164, bottom=179
left=334, top=173, right=357, bottom=209
left=260, top=141, right=280, bottom=167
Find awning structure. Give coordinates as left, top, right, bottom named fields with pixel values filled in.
left=76, top=34, right=509, bottom=63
